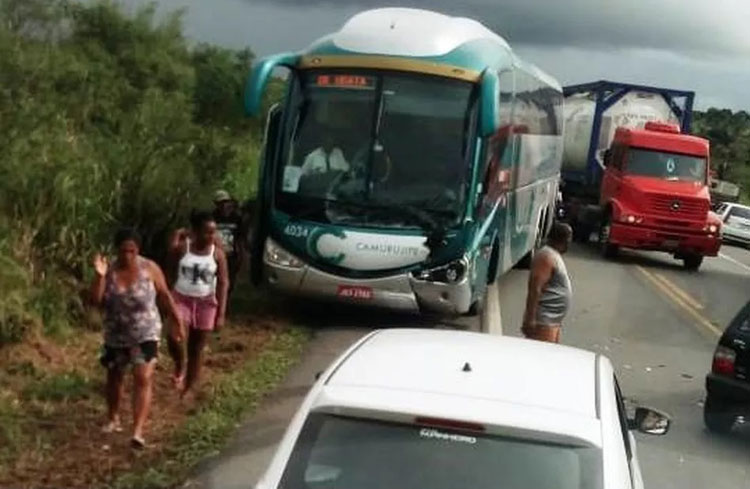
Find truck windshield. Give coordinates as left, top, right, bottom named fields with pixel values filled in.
left=276, top=70, right=476, bottom=229
left=280, top=414, right=603, bottom=489
left=625, top=148, right=707, bottom=182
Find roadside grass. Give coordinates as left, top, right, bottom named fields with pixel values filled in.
left=110, top=327, right=308, bottom=489
left=0, top=281, right=309, bottom=489
left=22, top=370, right=94, bottom=402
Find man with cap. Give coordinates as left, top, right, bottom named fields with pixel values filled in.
left=213, top=190, right=245, bottom=297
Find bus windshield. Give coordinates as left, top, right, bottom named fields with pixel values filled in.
left=276, top=70, right=476, bottom=229
left=625, top=148, right=707, bottom=183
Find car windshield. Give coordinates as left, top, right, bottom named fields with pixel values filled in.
left=728, top=206, right=750, bottom=220
left=625, top=148, right=707, bottom=182
left=276, top=71, right=476, bottom=230
left=279, top=414, right=603, bottom=489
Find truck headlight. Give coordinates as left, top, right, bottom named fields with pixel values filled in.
left=621, top=214, right=643, bottom=224
left=264, top=238, right=303, bottom=268
left=414, top=257, right=468, bottom=284
left=708, top=224, right=718, bottom=233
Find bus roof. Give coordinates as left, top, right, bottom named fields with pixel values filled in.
left=300, top=8, right=559, bottom=89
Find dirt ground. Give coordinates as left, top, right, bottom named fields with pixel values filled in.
left=0, top=312, right=285, bottom=489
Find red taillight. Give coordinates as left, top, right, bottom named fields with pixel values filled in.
left=712, top=346, right=736, bottom=376
left=415, top=416, right=485, bottom=433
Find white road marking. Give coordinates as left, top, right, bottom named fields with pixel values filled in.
left=482, top=282, right=503, bottom=336
left=719, top=252, right=750, bottom=274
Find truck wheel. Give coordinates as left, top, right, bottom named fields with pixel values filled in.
left=599, top=214, right=619, bottom=259
left=683, top=254, right=703, bottom=271
left=704, top=396, right=735, bottom=434
left=572, top=220, right=590, bottom=243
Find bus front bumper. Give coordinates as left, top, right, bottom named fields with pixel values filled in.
left=263, top=260, right=473, bottom=315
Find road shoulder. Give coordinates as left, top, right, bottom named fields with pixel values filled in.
left=186, top=328, right=368, bottom=489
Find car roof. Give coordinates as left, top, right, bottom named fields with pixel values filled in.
left=325, top=329, right=599, bottom=420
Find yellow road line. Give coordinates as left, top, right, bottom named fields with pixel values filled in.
left=635, top=266, right=721, bottom=338
left=652, top=273, right=704, bottom=310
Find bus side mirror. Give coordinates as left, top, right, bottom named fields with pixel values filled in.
left=245, top=53, right=298, bottom=117
left=480, top=70, right=501, bottom=137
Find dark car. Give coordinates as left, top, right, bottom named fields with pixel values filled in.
left=704, top=300, right=750, bottom=433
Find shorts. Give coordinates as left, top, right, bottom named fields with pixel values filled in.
left=173, top=291, right=218, bottom=331
left=522, top=323, right=561, bottom=343
left=100, top=341, right=158, bottom=369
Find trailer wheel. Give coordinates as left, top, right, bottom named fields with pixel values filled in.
left=572, top=219, right=593, bottom=243
left=599, top=213, right=619, bottom=259
left=683, top=254, right=703, bottom=271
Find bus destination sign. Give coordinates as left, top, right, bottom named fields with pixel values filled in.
left=315, top=74, right=374, bottom=88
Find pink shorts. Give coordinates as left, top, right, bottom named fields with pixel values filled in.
left=172, top=291, right=218, bottom=331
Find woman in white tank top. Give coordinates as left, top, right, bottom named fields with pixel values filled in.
left=167, top=210, right=229, bottom=396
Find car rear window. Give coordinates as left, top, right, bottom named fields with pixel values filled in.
left=279, top=414, right=603, bottom=489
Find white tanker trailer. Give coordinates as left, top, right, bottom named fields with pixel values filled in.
left=558, top=81, right=721, bottom=270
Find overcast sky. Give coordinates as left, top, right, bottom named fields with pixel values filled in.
left=123, top=0, right=750, bottom=110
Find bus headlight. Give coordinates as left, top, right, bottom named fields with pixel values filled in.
left=264, top=238, right=303, bottom=268
left=414, top=257, right=468, bottom=284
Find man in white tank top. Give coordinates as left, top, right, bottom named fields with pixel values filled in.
left=522, top=222, right=573, bottom=343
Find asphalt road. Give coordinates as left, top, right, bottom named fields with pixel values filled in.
left=188, top=242, right=750, bottom=489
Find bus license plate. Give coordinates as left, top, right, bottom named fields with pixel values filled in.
left=337, top=285, right=373, bottom=300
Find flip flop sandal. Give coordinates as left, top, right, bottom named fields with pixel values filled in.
left=102, top=421, right=123, bottom=434
left=130, top=436, right=146, bottom=449
left=171, top=373, right=185, bottom=391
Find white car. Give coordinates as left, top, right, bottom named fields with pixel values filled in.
left=715, top=202, right=750, bottom=247
left=255, top=329, right=671, bottom=489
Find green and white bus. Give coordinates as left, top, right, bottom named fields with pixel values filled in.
left=245, top=8, right=563, bottom=316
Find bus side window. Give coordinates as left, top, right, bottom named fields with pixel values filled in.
left=477, top=69, right=514, bottom=218
left=496, top=69, right=514, bottom=167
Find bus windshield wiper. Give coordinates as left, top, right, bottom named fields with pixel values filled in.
left=370, top=200, right=450, bottom=257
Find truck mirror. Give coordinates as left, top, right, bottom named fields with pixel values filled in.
left=480, top=70, right=501, bottom=137
left=245, top=53, right=299, bottom=117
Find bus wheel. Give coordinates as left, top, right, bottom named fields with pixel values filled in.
left=450, top=299, right=483, bottom=332
left=517, top=216, right=544, bottom=269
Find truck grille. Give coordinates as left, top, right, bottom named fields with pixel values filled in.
left=647, top=194, right=708, bottom=220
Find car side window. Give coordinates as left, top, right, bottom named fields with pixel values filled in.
left=614, top=376, right=633, bottom=461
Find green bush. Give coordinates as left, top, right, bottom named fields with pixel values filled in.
left=0, top=0, right=275, bottom=341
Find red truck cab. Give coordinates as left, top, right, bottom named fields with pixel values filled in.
left=598, top=121, right=722, bottom=270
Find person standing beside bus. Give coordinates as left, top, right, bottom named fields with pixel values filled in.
left=213, top=190, right=245, bottom=296
left=522, top=222, right=573, bottom=343
left=168, top=210, right=229, bottom=396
